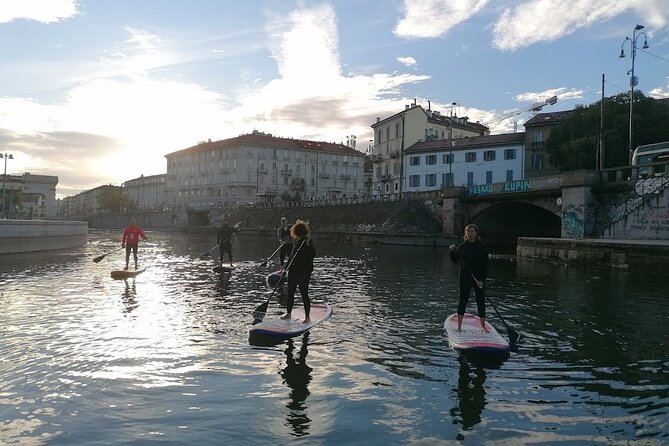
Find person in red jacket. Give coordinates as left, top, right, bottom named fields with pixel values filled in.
left=122, top=217, right=148, bottom=270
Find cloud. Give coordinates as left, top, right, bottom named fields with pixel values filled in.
left=514, top=88, right=584, bottom=103
left=394, top=0, right=490, bottom=38
left=492, top=0, right=669, bottom=51
left=0, top=0, right=78, bottom=24
left=397, top=56, right=417, bottom=66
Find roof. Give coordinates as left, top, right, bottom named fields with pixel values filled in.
left=405, top=132, right=525, bottom=153
left=371, top=104, right=488, bottom=134
left=524, top=110, right=574, bottom=127
left=165, top=132, right=366, bottom=158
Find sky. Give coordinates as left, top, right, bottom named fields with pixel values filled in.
left=1, top=0, right=668, bottom=198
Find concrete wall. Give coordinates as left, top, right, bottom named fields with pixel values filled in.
left=517, top=237, right=669, bottom=268
left=0, top=220, right=88, bottom=254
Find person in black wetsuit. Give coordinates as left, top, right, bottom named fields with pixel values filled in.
left=449, top=223, right=489, bottom=332
left=280, top=220, right=316, bottom=323
left=277, top=217, right=293, bottom=267
left=217, top=221, right=236, bottom=267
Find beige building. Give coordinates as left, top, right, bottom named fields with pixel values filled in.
left=122, top=174, right=167, bottom=211
left=523, top=110, right=574, bottom=178
left=370, top=101, right=488, bottom=196
left=164, top=131, right=366, bottom=210
left=2, top=173, right=58, bottom=219
left=62, top=184, right=122, bottom=217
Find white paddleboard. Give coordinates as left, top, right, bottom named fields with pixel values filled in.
left=444, top=313, right=509, bottom=354
left=266, top=270, right=287, bottom=287
left=250, top=303, right=332, bottom=339
left=213, top=264, right=235, bottom=273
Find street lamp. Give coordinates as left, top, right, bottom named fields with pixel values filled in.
left=1, top=153, right=14, bottom=219
left=619, top=24, right=649, bottom=166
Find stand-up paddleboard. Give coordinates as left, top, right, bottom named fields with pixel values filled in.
left=111, top=267, right=146, bottom=280
left=213, top=264, right=235, bottom=273
left=250, top=303, right=332, bottom=340
left=266, top=270, right=287, bottom=287
left=444, top=313, right=509, bottom=355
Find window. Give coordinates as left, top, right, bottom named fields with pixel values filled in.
left=426, top=154, right=437, bottom=165
left=484, top=150, right=496, bottom=161
left=409, top=175, right=420, bottom=187
left=504, top=149, right=516, bottom=160
left=506, top=169, right=514, bottom=181
left=486, top=171, right=493, bottom=184
left=395, top=123, right=400, bottom=138
left=443, top=153, right=454, bottom=164
left=410, top=156, right=421, bottom=166
left=442, top=173, right=454, bottom=187
left=535, top=131, right=543, bottom=142
left=426, top=173, right=437, bottom=187
left=467, top=172, right=474, bottom=186
left=465, top=152, right=476, bottom=162
left=532, top=153, right=543, bottom=170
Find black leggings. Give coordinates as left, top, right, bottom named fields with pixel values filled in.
left=457, top=274, right=486, bottom=318
left=286, top=272, right=311, bottom=316
left=125, top=244, right=138, bottom=264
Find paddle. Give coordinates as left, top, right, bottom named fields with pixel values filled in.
left=252, top=237, right=306, bottom=322
left=457, top=254, right=521, bottom=345
left=259, top=242, right=286, bottom=267
left=93, top=247, right=124, bottom=263
left=199, top=244, right=219, bottom=260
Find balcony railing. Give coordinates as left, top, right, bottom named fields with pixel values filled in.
left=281, top=169, right=293, bottom=176
left=389, top=150, right=400, bottom=158
left=340, top=174, right=351, bottom=181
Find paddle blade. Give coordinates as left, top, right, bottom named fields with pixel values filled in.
left=508, top=328, right=521, bottom=345
left=253, top=302, right=268, bottom=322
left=92, top=255, right=105, bottom=263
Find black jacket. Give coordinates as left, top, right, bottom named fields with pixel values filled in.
left=287, top=237, right=316, bottom=275
left=450, top=239, right=489, bottom=281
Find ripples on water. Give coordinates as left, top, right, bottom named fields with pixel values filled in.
left=0, top=232, right=667, bottom=445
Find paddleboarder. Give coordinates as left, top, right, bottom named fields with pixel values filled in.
left=449, top=224, right=489, bottom=332
left=122, top=217, right=148, bottom=270
left=280, top=220, right=316, bottom=323
left=277, top=217, right=292, bottom=267
left=217, top=221, right=236, bottom=267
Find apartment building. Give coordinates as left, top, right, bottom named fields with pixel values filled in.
left=404, top=133, right=526, bottom=192
left=1, top=172, right=58, bottom=219
left=164, top=131, right=366, bottom=210
left=122, top=174, right=167, bottom=211
left=370, top=101, right=488, bottom=196
left=523, top=110, right=574, bottom=178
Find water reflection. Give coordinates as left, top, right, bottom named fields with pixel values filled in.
left=281, top=334, right=313, bottom=437
left=451, top=355, right=487, bottom=431
left=121, top=279, right=138, bottom=313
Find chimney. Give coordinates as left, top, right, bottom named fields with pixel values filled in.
left=428, top=100, right=431, bottom=111
left=376, top=117, right=380, bottom=123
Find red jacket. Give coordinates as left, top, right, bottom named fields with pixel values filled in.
left=122, top=225, right=147, bottom=246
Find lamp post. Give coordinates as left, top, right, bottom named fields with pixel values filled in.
left=619, top=24, right=649, bottom=166
left=1, top=153, right=14, bottom=219
left=448, top=102, right=457, bottom=183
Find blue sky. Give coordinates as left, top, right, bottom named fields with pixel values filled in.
left=1, top=0, right=668, bottom=198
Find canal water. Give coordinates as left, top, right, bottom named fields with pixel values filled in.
left=0, top=231, right=667, bottom=445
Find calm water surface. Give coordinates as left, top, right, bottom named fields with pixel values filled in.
left=0, top=231, right=667, bottom=445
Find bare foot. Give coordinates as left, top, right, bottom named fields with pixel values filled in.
left=456, top=326, right=462, bottom=333
left=302, top=317, right=311, bottom=324
left=280, top=313, right=291, bottom=320
left=481, top=324, right=489, bottom=333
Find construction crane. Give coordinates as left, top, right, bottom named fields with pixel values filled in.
left=484, top=95, right=558, bottom=128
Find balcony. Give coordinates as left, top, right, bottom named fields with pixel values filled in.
left=257, top=167, right=268, bottom=174
left=281, top=169, right=293, bottom=176
left=340, top=174, right=351, bottom=181
left=370, top=154, right=383, bottom=162
left=379, top=174, right=391, bottom=182
left=389, top=150, right=400, bottom=158
left=318, top=173, right=330, bottom=179
left=291, top=178, right=306, bottom=190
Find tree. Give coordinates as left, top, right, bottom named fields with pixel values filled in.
left=97, top=186, right=134, bottom=214
left=546, top=93, right=669, bottom=170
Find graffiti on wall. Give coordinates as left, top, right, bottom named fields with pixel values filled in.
left=563, top=204, right=584, bottom=238
left=607, top=176, right=669, bottom=238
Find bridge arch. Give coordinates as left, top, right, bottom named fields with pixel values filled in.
left=468, top=201, right=561, bottom=250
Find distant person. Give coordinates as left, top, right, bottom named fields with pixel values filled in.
left=277, top=216, right=293, bottom=267
left=449, top=224, right=489, bottom=332
left=217, top=221, right=236, bottom=267
left=122, top=217, right=148, bottom=270
left=281, top=220, right=316, bottom=323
